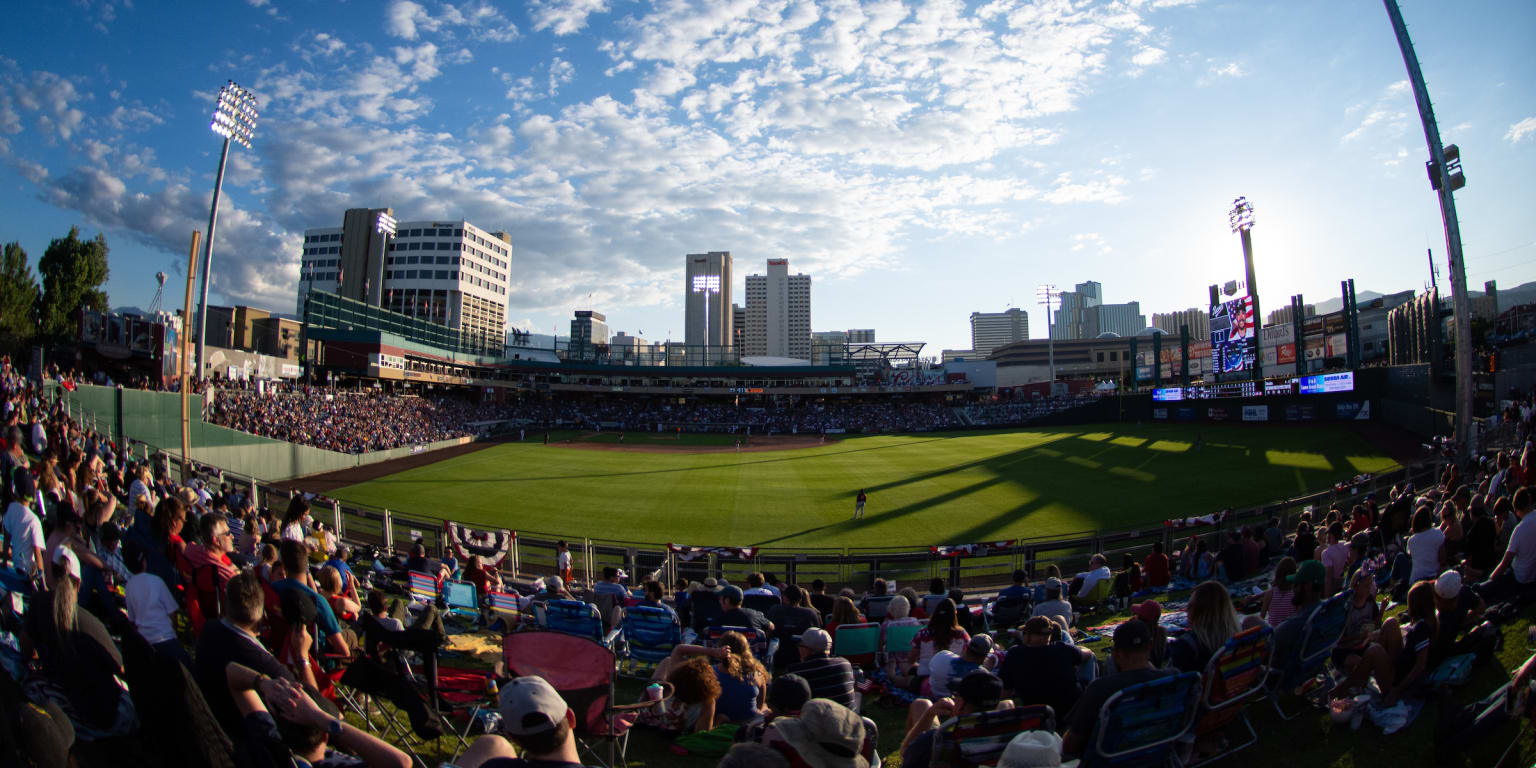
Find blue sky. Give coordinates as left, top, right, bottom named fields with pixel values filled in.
left=0, top=0, right=1532, bottom=353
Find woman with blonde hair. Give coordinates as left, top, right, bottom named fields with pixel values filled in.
left=648, top=631, right=766, bottom=725
left=1170, top=581, right=1241, bottom=673
left=825, top=595, right=866, bottom=636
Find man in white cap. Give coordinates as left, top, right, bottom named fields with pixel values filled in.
left=1031, top=578, right=1073, bottom=628
left=1433, top=569, right=1485, bottom=653
left=789, top=628, right=858, bottom=710
left=458, top=675, right=582, bottom=768
left=998, top=730, right=1069, bottom=768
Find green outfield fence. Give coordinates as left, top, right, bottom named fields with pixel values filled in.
left=147, top=440, right=1438, bottom=596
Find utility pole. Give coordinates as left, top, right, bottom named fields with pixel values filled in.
left=180, top=231, right=201, bottom=482
left=1383, top=0, right=1473, bottom=460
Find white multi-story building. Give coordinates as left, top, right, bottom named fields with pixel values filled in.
left=744, top=259, right=811, bottom=359
left=684, top=252, right=733, bottom=353
left=1052, top=281, right=1145, bottom=339
left=969, top=309, right=1029, bottom=357
left=1152, top=308, right=1211, bottom=339
left=298, top=208, right=511, bottom=349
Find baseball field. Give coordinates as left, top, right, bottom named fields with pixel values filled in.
left=316, top=422, right=1403, bottom=549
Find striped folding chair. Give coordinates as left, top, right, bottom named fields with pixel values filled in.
left=1272, top=592, right=1349, bottom=720
left=832, top=622, right=881, bottom=669
left=619, top=605, right=681, bottom=676
left=1090, top=670, right=1202, bottom=767
left=929, top=705, right=1056, bottom=767
left=407, top=570, right=439, bottom=606
left=486, top=591, right=524, bottom=633
left=1189, top=625, right=1273, bottom=767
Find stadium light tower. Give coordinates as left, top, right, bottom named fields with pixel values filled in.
left=195, top=80, right=260, bottom=380
left=1228, top=196, right=1262, bottom=383
left=1037, top=285, right=1059, bottom=395
left=691, top=272, right=721, bottom=366
left=1382, top=0, right=1474, bottom=460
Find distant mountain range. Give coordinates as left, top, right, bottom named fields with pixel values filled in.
left=1308, top=281, right=1536, bottom=315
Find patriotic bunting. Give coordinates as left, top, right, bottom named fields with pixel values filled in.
left=929, top=540, right=1016, bottom=558
left=666, top=544, right=758, bottom=561
left=1164, top=508, right=1231, bottom=529
left=444, top=520, right=515, bottom=568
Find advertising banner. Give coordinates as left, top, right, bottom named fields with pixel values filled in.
left=1153, top=408, right=1169, bottom=420
left=1336, top=400, right=1372, bottom=421
left=1242, top=405, right=1269, bottom=422
left=1209, top=407, right=1229, bottom=421
left=1327, top=334, right=1348, bottom=357
left=1286, top=404, right=1315, bottom=421
left=1277, top=343, right=1296, bottom=364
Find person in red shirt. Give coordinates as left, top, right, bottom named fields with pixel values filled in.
left=1143, top=541, right=1171, bottom=588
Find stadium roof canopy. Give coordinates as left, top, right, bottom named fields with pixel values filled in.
left=848, top=341, right=925, bottom=364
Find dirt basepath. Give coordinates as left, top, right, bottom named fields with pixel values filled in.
left=274, top=440, right=496, bottom=495
left=555, top=433, right=835, bottom=454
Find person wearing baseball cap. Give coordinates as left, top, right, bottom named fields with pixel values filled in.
left=1000, top=616, right=1093, bottom=724
left=458, top=675, right=582, bottom=768
left=1270, top=560, right=1329, bottom=668
left=1061, top=619, right=1175, bottom=762
left=719, top=584, right=776, bottom=636
left=926, top=633, right=997, bottom=698
left=790, top=628, right=858, bottom=710
left=1432, top=569, right=1486, bottom=654
left=3, top=468, right=44, bottom=581
left=900, top=670, right=1005, bottom=768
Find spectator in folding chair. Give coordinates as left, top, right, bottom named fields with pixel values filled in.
left=1433, top=570, right=1486, bottom=656
left=808, top=579, right=835, bottom=617
left=534, top=575, right=573, bottom=603
left=763, top=698, right=875, bottom=768
left=1476, top=486, right=1536, bottom=604
left=271, top=539, right=354, bottom=658
left=367, top=589, right=406, bottom=632
left=318, top=566, right=361, bottom=621
left=593, top=566, right=629, bottom=599
left=900, top=670, right=1010, bottom=768
left=640, top=580, right=679, bottom=622
left=881, top=595, right=923, bottom=686
left=324, top=546, right=360, bottom=601
left=454, top=676, right=585, bottom=768
left=636, top=656, right=722, bottom=734
left=926, top=634, right=997, bottom=700
left=858, top=578, right=891, bottom=618
left=768, top=584, right=823, bottom=668
left=1030, top=578, right=1073, bottom=629
left=825, top=597, right=865, bottom=637
left=1068, top=554, right=1112, bottom=609
left=1001, top=617, right=1092, bottom=720
left=922, top=579, right=948, bottom=617
left=123, top=540, right=187, bottom=665
left=1269, top=559, right=1328, bottom=680
left=463, top=555, right=502, bottom=599
left=744, top=572, right=779, bottom=598
left=718, top=585, right=776, bottom=636
left=1169, top=581, right=1241, bottom=674
left=789, top=628, right=858, bottom=711
left=911, top=599, right=971, bottom=688
left=1061, top=620, right=1175, bottom=763
left=225, top=661, right=410, bottom=768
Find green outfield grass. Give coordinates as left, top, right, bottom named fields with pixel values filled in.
left=325, top=422, right=1400, bottom=549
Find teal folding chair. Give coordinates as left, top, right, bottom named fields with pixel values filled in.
left=833, top=622, right=881, bottom=668
left=883, top=621, right=924, bottom=669
left=443, top=579, right=479, bottom=623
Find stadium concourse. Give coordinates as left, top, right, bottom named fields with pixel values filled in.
left=4, top=357, right=1536, bottom=768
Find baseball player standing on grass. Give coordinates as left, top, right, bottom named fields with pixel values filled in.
left=854, top=489, right=867, bottom=520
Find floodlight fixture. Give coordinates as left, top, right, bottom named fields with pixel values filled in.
left=376, top=211, right=398, bottom=237
left=691, top=274, right=721, bottom=293
left=1228, top=196, right=1255, bottom=233
left=209, top=81, right=259, bottom=149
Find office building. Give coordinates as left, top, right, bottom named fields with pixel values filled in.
left=1052, top=280, right=1145, bottom=339
left=684, top=252, right=733, bottom=353
left=969, top=309, right=1029, bottom=357
left=732, top=304, right=746, bottom=352
left=299, top=208, right=511, bottom=351
left=744, top=259, right=812, bottom=359
left=610, top=331, right=646, bottom=363
left=568, top=310, right=609, bottom=361
left=1151, top=308, right=1211, bottom=339
left=1266, top=304, right=1315, bottom=327
left=847, top=328, right=876, bottom=343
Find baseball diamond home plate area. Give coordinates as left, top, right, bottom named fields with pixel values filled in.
left=305, top=423, right=1403, bottom=550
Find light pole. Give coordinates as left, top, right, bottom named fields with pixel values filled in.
left=1037, top=285, right=1059, bottom=396
left=1228, top=196, right=1261, bottom=383
left=195, top=80, right=259, bottom=381
left=691, top=272, right=720, bottom=366
left=1382, top=0, right=1473, bottom=460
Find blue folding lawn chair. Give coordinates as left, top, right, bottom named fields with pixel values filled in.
left=619, top=605, right=681, bottom=676
left=1271, top=592, right=1349, bottom=720
left=443, top=579, right=479, bottom=623
left=538, top=599, right=621, bottom=647
left=1090, top=670, right=1202, bottom=767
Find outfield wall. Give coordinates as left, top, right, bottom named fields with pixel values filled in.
left=61, top=383, right=472, bottom=481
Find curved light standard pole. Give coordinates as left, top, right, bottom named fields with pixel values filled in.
left=1228, top=196, right=1260, bottom=383
left=1382, top=0, right=1473, bottom=460
left=195, top=80, right=259, bottom=381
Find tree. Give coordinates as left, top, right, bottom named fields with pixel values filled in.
left=37, top=227, right=110, bottom=340
left=0, top=242, right=39, bottom=341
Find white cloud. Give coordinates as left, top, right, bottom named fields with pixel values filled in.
left=529, top=0, right=611, bottom=36
left=1341, top=80, right=1413, bottom=143
left=386, top=0, right=430, bottom=39
left=1506, top=117, right=1536, bottom=144
left=1043, top=173, right=1128, bottom=205
left=1132, top=46, right=1167, bottom=68
left=1208, top=61, right=1243, bottom=78
left=1071, top=232, right=1111, bottom=254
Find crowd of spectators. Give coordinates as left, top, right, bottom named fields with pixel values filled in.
left=207, top=390, right=504, bottom=454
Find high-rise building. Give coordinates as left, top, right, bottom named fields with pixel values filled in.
left=969, top=309, right=1029, bottom=357
left=1266, top=304, right=1316, bottom=327
left=744, top=259, right=811, bottom=359
left=684, top=252, right=733, bottom=353
left=847, top=328, right=876, bottom=343
left=299, top=208, right=511, bottom=351
left=1152, top=308, right=1211, bottom=339
left=568, top=310, right=609, bottom=361
left=732, top=304, right=746, bottom=352
left=1052, top=281, right=1144, bottom=339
